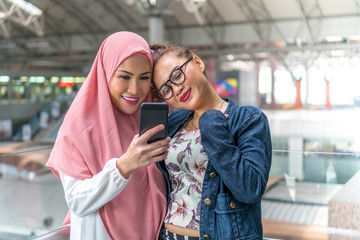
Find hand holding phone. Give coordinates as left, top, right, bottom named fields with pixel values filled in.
left=139, top=103, right=169, bottom=143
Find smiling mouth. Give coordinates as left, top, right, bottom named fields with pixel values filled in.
left=122, top=96, right=139, bottom=104
left=180, top=89, right=191, bottom=102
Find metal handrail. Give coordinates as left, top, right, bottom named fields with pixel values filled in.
left=32, top=225, right=70, bottom=240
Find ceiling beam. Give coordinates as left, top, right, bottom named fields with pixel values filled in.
left=296, top=0, right=323, bottom=45
left=200, top=0, right=226, bottom=46
left=101, top=0, right=143, bottom=30
left=233, top=0, right=286, bottom=42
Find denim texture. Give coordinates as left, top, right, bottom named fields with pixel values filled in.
left=158, top=99, right=272, bottom=240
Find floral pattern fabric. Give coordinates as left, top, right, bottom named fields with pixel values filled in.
left=164, top=126, right=209, bottom=230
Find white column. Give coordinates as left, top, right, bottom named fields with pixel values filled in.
left=288, top=136, right=304, bottom=180
left=148, top=16, right=164, bottom=45
left=239, top=70, right=258, bottom=106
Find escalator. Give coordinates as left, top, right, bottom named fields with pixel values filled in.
left=13, top=94, right=74, bottom=142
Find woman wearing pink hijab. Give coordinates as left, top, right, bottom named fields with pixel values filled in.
left=46, top=31, right=170, bottom=240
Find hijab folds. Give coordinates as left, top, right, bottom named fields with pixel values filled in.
left=46, top=31, right=167, bottom=240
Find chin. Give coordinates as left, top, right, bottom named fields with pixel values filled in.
left=114, top=102, right=138, bottom=115
left=122, top=108, right=138, bottom=115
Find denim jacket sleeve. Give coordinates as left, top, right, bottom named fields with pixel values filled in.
left=199, top=106, right=272, bottom=204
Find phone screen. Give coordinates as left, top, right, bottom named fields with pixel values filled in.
left=139, top=103, right=169, bottom=143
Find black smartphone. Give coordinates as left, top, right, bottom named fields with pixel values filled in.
left=139, top=102, right=169, bottom=143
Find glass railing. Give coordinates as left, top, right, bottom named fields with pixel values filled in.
left=0, top=140, right=65, bottom=240
left=0, top=141, right=360, bottom=239
left=263, top=150, right=360, bottom=240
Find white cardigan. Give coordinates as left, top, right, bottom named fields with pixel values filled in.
left=59, top=158, right=129, bottom=240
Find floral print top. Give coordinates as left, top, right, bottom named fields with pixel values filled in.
left=164, top=125, right=209, bottom=230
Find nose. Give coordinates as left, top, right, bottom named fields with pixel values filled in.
left=172, top=83, right=184, bottom=97
left=127, top=78, right=139, bottom=95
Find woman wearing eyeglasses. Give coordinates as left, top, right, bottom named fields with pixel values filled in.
left=150, top=44, right=272, bottom=240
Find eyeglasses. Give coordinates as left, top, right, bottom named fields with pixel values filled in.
left=157, top=58, right=192, bottom=100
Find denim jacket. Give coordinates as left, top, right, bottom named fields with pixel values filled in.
left=158, top=99, right=272, bottom=240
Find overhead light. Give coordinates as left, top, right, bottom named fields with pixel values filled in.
left=60, top=76, right=74, bottom=82
left=226, top=54, right=234, bottom=61
left=325, top=36, right=343, bottom=42
left=74, top=77, right=86, bottom=83
left=7, top=0, right=43, bottom=16
left=20, top=76, right=28, bottom=82
left=348, top=35, right=360, bottom=40
left=221, top=60, right=255, bottom=72
left=0, top=76, right=10, bottom=83
left=50, top=76, right=59, bottom=83
left=29, top=76, right=45, bottom=83
left=139, top=0, right=156, bottom=5
left=59, top=77, right=75, bottom=87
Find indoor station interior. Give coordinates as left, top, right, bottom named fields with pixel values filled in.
left=1, top=0, right=360, bottom=239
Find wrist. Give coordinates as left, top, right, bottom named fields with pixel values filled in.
left=116, top=156, right=132, bottom=179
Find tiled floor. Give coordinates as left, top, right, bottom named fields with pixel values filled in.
left=262, top=180, right=343, bottom=226
left=0, top=173, right=67, bottom=239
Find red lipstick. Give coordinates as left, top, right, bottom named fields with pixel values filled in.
left=122, top=96, right=139, bottom=105
left=180, top=89, right=191, bottom=102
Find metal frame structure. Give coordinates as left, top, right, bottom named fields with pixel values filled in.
left=1, top=0, right=360, bottom=72
left=0, top=0, right=44, bottom=38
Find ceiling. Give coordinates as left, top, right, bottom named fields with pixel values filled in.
left=1, top=0, right=360, bottom=75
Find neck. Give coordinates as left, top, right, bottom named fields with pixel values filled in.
left=188, top=94, right=226, bottom=131
left=193, top=92, right=224, bottom=119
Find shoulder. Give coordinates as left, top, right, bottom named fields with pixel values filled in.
left=236, top=105, right=263, bottom=118
left=168, top=109, right=192, bottom=123
left=167, top=109, right=192, bottom=134
left=227, top=100, right=268, bottom=128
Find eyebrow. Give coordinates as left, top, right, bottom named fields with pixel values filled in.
left=118, top=70, right=151, bottom=75
left=170, top=59, right=190, bottom=74
left=170, top=64, right=181, bottom=73
left=118, top=70, right=132, bottom=75
left=140, top=71, right=151, bottom=75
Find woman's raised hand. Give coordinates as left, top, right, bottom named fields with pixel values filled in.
left=116, top=124, right=171, bottom=179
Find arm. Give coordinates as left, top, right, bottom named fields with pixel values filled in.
left=60, top=158, right=129, bottom=218
left=199, top=107, right=272, bottom=204
left=59, top=122, right=171, bottom=218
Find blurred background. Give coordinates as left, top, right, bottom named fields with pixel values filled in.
left=1, top=0, right=360, bottom=239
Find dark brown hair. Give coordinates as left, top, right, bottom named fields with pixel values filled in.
left=150, top=43, right=194, bottom=68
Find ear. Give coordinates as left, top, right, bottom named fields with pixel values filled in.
left=193, top=55, right=205, bottom=73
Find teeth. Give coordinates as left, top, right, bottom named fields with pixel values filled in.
left=123, top=96, right=137, bottom=101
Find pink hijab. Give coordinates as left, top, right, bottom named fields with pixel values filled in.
left=46, top=31, right=167, bottom=240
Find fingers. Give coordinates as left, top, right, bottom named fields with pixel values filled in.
left=125, top=131, right=170, bottom=169
left=152, top=150, right=169, bottom=163
left=225, top=113, right=229, bottom=119
left=147, top=137, right=170, bottom=155
left=146, top=137, right=170, bottom=162
left=149, top=136, right=171, bottom=146
left=150, top=140, right=170, bottom=155
left=148, top=149, right=169, bottom=164
left=140, top=124, right=165, bottom=143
